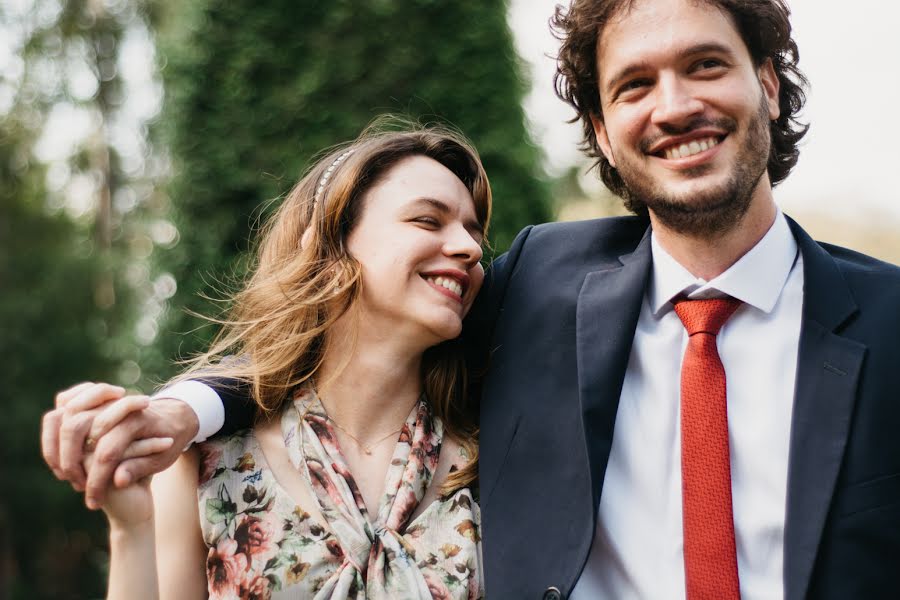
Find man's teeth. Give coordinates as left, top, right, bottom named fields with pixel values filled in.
left=663, top=137, right=720, bottom=160
left=427, top=276, right=463, bottom=296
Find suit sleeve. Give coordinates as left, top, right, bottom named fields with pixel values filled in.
left=194, top=376, right=256, bottom=436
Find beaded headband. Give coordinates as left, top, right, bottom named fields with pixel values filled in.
left=314, top=148, right=355, bottom=204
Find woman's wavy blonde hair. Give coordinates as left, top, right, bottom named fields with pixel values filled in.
left=180, top=119, right=491, bottom=494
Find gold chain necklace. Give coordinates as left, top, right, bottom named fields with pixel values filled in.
left=326, top=418, right=402, bottom=455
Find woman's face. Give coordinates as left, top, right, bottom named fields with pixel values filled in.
left=345, top=154, right=485, bottom=348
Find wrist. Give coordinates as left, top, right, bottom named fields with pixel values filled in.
left=108, top=515, right=155, bottom=541
left=152, top=380, right=224, bottom=445
left=152, top=398, right=200, bottom=448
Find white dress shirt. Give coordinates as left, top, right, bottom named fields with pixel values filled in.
left=164, top=212, right=804, bottom=599
left=152, top=379, right=224, bottom=444
left=572, top=211, right=803, bottom=600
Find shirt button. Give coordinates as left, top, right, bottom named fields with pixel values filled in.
left=543, top=587, right=564, bottom=600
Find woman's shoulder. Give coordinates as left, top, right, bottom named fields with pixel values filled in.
left=196, top=428, right=257, bottom=488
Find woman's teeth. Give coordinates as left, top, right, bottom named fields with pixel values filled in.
left=663, top=137, right=720, bottom=160
left=427, top=276, right=463, bottom=296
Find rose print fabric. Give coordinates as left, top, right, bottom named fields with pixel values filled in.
left=197, top=387, right=482, bottom=599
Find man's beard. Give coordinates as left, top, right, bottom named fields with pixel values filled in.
left=614, top=95, right=772, bottom=238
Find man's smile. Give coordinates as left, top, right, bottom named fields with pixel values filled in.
left=647, top=130, right=728, bottom=162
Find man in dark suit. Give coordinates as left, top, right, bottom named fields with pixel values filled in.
left=463, top=1, right=900, bottom=598
left=43, top=0, right=900, bottom=598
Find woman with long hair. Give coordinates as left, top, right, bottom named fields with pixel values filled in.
left=86, top=123, right=491, bottom=599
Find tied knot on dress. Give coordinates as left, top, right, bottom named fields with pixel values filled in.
left=283, top=388, right=447, bottom=599
left=672, top=296, right=744, bottom=600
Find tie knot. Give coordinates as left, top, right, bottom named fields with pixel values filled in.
left=673, top=297, right=742, bottom=336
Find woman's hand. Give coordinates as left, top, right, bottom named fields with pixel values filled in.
left=78, top=394, right=176, bottom=527
left=84, top=435, right=172, bottom=530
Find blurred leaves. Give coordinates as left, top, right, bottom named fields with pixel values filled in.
left=2, top=1, right=155, bottom=597
left=1, top=111, right=124, bottom=600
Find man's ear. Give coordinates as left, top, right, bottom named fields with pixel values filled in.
left=590, top=113, right=616, bottom=168
left=759, top=58, right=781, bottom=121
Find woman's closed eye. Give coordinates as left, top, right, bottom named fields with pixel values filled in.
left=412, top=215, right=441, bottom=228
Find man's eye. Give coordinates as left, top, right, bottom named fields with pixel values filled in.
left=621, top=79, right=650, bottom=92
left=616, top=78, right=651, bottom=99
left=693, top=58, right=724, bottom=71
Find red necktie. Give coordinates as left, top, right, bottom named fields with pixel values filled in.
left=674, top=297, right=743, bottom=600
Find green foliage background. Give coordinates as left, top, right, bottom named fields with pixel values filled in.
left=1, top=120, right=122, bottom=600
left=2, top=0, right=550, bottom=597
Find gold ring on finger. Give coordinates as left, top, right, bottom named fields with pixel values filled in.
left=83, top=436, right=97, bottom=453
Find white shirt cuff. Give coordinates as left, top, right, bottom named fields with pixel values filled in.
left=152, top=380, right=225, bottom=446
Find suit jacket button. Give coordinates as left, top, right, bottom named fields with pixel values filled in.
left=543, top=587, right=564, bottom=600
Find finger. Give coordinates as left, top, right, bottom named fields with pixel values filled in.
left=64, top=383, right=126, bottom=415
left=121, top=437, right=175, bottom=460
left=114, top=450, right=180, bottom=489
left=89, top=395, right=150, bottom=440
left=41, top=409, right=66, bottom=478
left=58, top=384, right=126, bottom=487
left=84, top=414, right=145, bottom=509
left=58, top=409, right=98, bottom=488
left=82, top=449, right=95, bottom=472
left=54, top=381, right=95, bottom=409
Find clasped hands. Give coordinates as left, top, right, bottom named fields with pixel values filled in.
left=41, top=382, right=200, bottom=521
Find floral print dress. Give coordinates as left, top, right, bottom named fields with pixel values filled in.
left=196, top=388, right=482, bottom=599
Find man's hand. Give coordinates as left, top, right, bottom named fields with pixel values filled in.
left=42, top=382, right=129, bottom=489
left=42, top=382, right=201, bottom=508
left=83, top=396, right=200, bottom=509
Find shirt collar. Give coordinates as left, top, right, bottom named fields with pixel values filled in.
left=648, top=209, right=799, bottom=316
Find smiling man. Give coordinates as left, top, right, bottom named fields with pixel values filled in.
left=42, top=0, right=900, bottom=599
left=469, top=0, right=899, bottom=598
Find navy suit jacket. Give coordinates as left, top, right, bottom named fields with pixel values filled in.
left=464, top=215, right=900, bottom=599
left=215, top=215, right=900, bottom=599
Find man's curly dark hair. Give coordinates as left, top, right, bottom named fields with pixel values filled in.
left=551, top=0, right=809, bottom=215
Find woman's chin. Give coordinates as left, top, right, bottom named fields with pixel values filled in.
left=421, top=318, right=464, bottom=347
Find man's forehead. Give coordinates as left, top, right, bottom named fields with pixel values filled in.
left=596, top=0, right=743, bottom=76
left=601, top=0, right=720, bottom=27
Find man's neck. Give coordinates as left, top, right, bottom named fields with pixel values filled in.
left=650, top=195, right=778, bottom=281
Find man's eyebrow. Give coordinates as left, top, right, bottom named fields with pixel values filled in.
left=681, top=42, right=735, bottom=61
left=603, top=42, right=736, bottom=96
left=604, top=61, right=653, bottom=96
left=410, top=196, right=484, bottom=236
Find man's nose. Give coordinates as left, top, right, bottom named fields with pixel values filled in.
left=650, top=73, right=704, bottom=128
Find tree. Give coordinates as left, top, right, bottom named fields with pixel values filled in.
left=0, top=118, right=128, bottom=600
left=1, top=0, right=156, bottom=596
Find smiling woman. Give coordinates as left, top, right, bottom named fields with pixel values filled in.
left=68, top=120, right=492, bottom=600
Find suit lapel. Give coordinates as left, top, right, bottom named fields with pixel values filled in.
left=783, top=218, right=866, bottom=600
left=576, top=227, right=652, bottom=508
